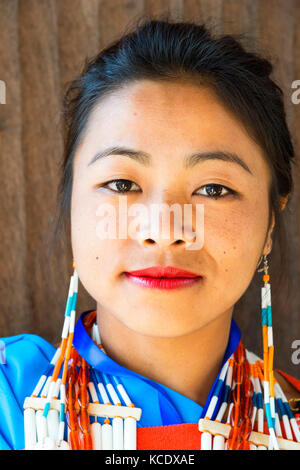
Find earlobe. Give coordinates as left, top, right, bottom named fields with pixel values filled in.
left=263, top=211, right=275, bottom=256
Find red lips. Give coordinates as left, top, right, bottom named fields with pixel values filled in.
left=126, top=266, right=201, bottom=278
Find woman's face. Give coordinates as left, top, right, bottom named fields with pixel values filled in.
left=71, top=80, right=273, bottom=337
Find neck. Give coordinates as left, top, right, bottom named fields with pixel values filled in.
left=96, top=307, right=233, bottom=406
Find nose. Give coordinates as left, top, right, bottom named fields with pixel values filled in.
left=137, top=230, right=196, bottom=249
left=135, top=207, right=197, bottom=250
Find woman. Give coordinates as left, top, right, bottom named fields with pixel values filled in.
left=1, top=17, right=300, bottom=451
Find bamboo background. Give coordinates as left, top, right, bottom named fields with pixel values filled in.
left=0, top=0, right=299, bottom=376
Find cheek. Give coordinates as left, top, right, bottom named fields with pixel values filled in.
left=203, top=204, right=268, bottom=273
left=199, top=204, right=269, bottom=309
left=70, top=184, right=103, bottom=280
left=71, top=189, right=127, bottom=293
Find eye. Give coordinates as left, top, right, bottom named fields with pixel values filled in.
left=100, top=179, right=140, bottom=193
left=194, top=183, right=237, bottom=199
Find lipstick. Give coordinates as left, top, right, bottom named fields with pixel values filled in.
left=124, top=266, right=203, bottom=290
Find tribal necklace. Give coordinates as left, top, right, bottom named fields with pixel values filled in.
left=23, top=267, right=300, bottom=450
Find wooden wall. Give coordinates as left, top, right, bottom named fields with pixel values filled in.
left=0, top=0, right=299, bottom=376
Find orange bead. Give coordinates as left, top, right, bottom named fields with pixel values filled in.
left=241, top=396, right=253, bottom=420
left=82, top=310, right=97, bottom=328
left=242, top=378, right=253, bottom=399
left=81, top=431, right=93, bottom=450
left=231, top=384, right=241, bottom=405
left=233, top=363, right=243, bottom=385
left=69, top=430, right=80, bottom=450
left=70, top=347, right=80, bottom=366
left=243, top=360, right=250, bottom=379
left=263, top=274, right=270, bottom=283
left=66, top=408, right=78, bottom=431
left=237, top=440, right=250, bottom=450
left=241, top=418, right=252, bottom=439
left=66, top=382, right=77, bottom=406
left=227, top=425, right=242, bottom=450
left=79, top=409, right=90, bottom=433
left=78, top=367, right=89, bottom=388
left=78, top=386, right=89, bottom=408
left=230, top=402, right=241, bottom=428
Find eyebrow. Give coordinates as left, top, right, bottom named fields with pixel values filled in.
left=87, top=146, right=253, bottom=175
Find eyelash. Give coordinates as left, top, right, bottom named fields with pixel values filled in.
left=99, top=179, right=237, bottom=199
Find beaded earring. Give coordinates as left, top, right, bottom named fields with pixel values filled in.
left=257, top=253, right=278, bottom=447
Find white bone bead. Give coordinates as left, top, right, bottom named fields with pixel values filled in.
left=58, top=421, right=65, bottom=443
left=43, top=436, right=56, bottom=449
left=91, top=422, right=102, bottom=450
left=47, top=409, right=59, bottom=441
left=113, top=417, right=124, bottom=449
left=124, top=417, right=137, bottom=450
left=102, top=422, right=113, bottom=449
left=41, top=376, right=51, bottom=398
left=107, top=383, right=121, bottom=405
left=201, top=431, right=212, bottom=450
left=53, top=379, right=61, bottom=399
left=212, top=434, right=225, bottom=450
left=88, top=382, right=99, bottom=403
left=36, top=409, right=48, bottom=443
left=31, top=375, right=47, bottom=397
left=24, top=408, right=37, bottom=449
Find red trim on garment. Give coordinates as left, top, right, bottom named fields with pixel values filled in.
left=276, top=369, right=300, bottom=392
left=137, top=423, right=201, bottom=450
left=136, top=370, right=300, bottom=450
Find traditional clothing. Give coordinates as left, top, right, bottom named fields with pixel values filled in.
left=0, top=309, right=299, bottom=450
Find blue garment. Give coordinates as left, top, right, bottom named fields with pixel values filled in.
left=0, top=310, right=241, bottom=450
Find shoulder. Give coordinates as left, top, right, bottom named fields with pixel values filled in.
left=0, top=334, right=56, bottom=450
left=0, top=332, right=56, bottom=361
left=0, top=333, right=56, bottom=387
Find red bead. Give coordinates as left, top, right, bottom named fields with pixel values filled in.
left=227, top=425, right=242, bottom=450
left=230, top=402, right=241, bottom=428
left=233, top=363, right=244, bottom=384
left=241, top=396, right=253, bottom=420
left=69, top=430, right=80, bottom=450
left=231, top=384, right=241, bottom=405
left=239, top=418, right=252, bottom=441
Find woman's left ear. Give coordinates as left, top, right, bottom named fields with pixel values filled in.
left=263, top=210, right=275, bottom=255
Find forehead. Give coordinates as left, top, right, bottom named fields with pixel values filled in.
left=75, top=79, right=271, bottom=180
left=84, top=79, right=244, bottom=137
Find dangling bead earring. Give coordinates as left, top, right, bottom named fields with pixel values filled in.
left=257, top=253, right=278, bottom=449
left=23, top=261, right=79, bottom=449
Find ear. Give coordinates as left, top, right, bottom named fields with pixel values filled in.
left=263, top=210, right=275, bottom=255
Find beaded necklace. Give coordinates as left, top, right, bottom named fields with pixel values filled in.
left=23, top=268, right=300, bottom=450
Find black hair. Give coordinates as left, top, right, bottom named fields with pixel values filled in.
left=47, top=15, right=296, bottom=311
